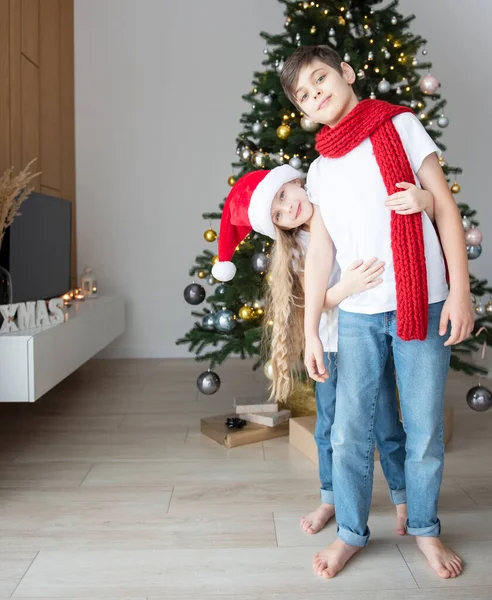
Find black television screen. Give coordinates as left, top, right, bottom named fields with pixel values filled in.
left=0, top=192, right=72, bottom=302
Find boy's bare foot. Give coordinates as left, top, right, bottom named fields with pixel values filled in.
left=416, top=537, right=463, bottom=579
left=313, top=538, right=361, bottom=579
left=395, top=503, right=408, bottom=536
left=300, top=503, right=335, bottom=535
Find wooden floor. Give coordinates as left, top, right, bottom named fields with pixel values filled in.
left=0, top=358, right=491, bottom=599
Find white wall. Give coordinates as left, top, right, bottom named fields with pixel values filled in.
left=74, top=0, right=492, bottom=358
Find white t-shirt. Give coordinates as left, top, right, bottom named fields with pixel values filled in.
left=295, top=229, right=341, bottom=352
left=307, top=112, right=449, bottom=315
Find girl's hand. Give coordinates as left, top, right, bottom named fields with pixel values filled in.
left=340, top=258, right=385, bottom=297
left=385, top=182, right=433, bottom=215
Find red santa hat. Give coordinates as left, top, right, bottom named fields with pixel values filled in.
left=211, top=165, right=302, bottom=282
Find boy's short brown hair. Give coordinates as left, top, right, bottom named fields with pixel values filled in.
left=280, top=45, right=344, bottom=106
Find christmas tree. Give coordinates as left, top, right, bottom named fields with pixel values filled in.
left=177, top=0, right=491, bottom=385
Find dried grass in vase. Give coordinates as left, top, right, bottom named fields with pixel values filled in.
left=0, top=158, right=41, bottom=248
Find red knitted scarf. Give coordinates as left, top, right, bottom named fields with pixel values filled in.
left=315, top=99, right=428, bottom=341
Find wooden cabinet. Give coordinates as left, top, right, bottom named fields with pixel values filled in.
left=0, top=0, right=76, bottom=284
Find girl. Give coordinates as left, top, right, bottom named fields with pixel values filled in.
left=212, top=165, right=434, bottom=535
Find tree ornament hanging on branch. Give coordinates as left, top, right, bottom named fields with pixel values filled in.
left=420, top=74, right=440, bottom=95
left=466, top=328, right=492, bottom=412
left=197, top=369, right=221, bottom=395
left=183, top=283, right=206, bottom=305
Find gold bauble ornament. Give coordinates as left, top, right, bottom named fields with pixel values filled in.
left=338, top=15, right=346, bottom=25
left=228, top=175, right=237, bottom=187
left=264, top=360, right=274, bottom=380
left=239, top=304, right=254, bottom=320
left=276, top=124, right=291, bottom=140
left=211, top=255, right=219, bottom=265
left=280, top=381, right=316, bottom=417
left=251, top=151, right=266, bottom=168
left=310, top=26, right=317, bottom=34
left=204, top=228, right=217, bottom=242
left=486, top=301, right=492, bottom=315
left=197, top=270, right=207, bottom=279
left=255, top=307, right=264, bottom=317
left=264, top=272, right=272, bottom=284
left=451, top=182, right=461, bottom=194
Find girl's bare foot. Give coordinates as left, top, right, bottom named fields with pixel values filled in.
left=416, top=537, right=463, bottom=578
left=313, top=538, right=361, bottom=579
left=395, top=503, right=408, bottom=536
left=300, top=503, right=335, bottom=535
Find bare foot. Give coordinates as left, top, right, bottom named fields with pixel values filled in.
left=395, top=503, right=408, bottom=536
left=416, top=537, right=463, bottom=579
left=300, top=503, right=335, bottom=535
left=313, top=538, right=361, bottom=579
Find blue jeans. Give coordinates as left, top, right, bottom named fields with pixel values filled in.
left=333, top=301, right=451, bottom=547
left=315, top=351, right=406, bottom=506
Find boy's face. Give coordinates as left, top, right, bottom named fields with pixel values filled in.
left=270, top=179, right=312, bottom=231
left=293, top=59, right=357, bottom=127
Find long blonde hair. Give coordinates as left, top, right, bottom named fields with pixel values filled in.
left=263, top=225, right=306, bottom=401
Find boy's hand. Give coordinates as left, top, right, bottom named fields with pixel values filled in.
left=340, top=258, right=385, bottom=297
left=385, top=182, right=433, bottom=215
left=440, top=292, right=474, bottom=346
left=304, top=335, right=328, bottom=383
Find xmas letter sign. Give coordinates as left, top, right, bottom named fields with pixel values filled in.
left=0, top=298, right=64, bottom=334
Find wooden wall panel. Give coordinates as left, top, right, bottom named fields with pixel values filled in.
left=40, top=0, right=61, bottom=191
left=21, top=0, right=39, bottom=66
left=3, top=0, right=74, bottom=280
left=0, top=0, right=11, bottom=173
left=60, top=0, right=76, bottom=284
left=9, top=0, right=22, bottom=172
left=21, top=55, right=40, bottom=191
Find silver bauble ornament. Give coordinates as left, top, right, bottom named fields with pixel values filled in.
left=467, top=244, right=482, bottom=260
left=289, top=156, right=302, bottom=169
left=391, top=16, right=397, bottom=25
left=422, top=48, right=428, bottom=55
left=295, top=33, right=301, bottom=41
left=396, top=87, right=403, bottom=95
left=344, top=53, right=351, bottom=62
left=378, top=78, right=391, bottom=94
left=462, top=216, right=472, bottom=231
left=197, top=370, right=221, bottom=395
left=251, top=252, right=269, bottom=274
left=345, top=10, right=352, bottom=19
left=263, top=94, right=273, bottom=106
left=202, top=313, right=216, bottom=330
left=357, top=70, right=366, bottom=79
left=184, top=283, right=206, bottom=305
left=410, top=100, right=418, bottom=109
left=300, top=116, right=319, bottom=132
left=252, top=121, right=262, bottom=135
left=486, top=301, right=492, bottom=315
left=215, top=283, right=227, bottom=298
left=277, top=60, right=284, bottom=72
left=214, top=309, right=236, bottom=332
left=438, top=115, right=449, bottom=128
left=368, top=51, right=374, bottom=60
left=263, top=46, right=269, bottom=55
left=207, top=275, right=216, bottom=286
left=329, top=28, right=335, bottom=36
left=466, top=385, right=492, bottom=412
left=240, top=147, right=253, bottom=162
left=385, top=51, right=391, bottom=59
left=370, top=92, right=376, bottom=100
left=412, top=58, right=419, bottom=66
left=475, top=304, right=486, bottom=316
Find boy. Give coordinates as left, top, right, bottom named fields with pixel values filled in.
left=280, top=46, right=473, bottom=580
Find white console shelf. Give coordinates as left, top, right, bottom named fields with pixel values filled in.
left=0, top=294, right=125, bottom=402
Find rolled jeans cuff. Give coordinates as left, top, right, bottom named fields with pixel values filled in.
left=320, top=488, right=334, bottom=505
left=337, top=525, right=370, bottom=548
left=406, top=519, right=441, bottom=538
left=389, top=488, right=407, bottom=505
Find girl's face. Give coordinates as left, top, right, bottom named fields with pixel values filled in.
left=270, top=179, right=313, bottom=230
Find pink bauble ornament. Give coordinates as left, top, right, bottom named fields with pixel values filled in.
left=466, top=228, right=483, bottom=246
left=419, top=75, right=440, bottom=95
